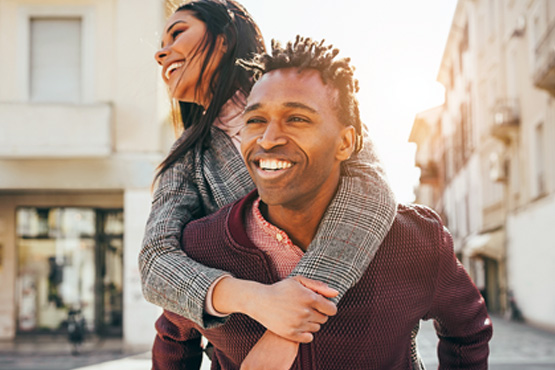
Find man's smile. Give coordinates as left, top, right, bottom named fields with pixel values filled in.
left=258, top=159, right=293, bottom=171
left=251, top=156, right=296, bottom=180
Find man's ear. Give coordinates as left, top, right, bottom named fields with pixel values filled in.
left=336, top=125, right=356, bottom=161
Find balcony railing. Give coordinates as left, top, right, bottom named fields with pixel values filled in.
left=490, top=99, right=519, bottom=142
left=417, top=160, right=439, bottom=185
left=0, top=103, right=112, bottom=158
left=534, top=20, right=555, bottom=95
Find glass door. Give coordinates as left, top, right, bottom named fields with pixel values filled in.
left=16, top=207, right=123, bottom=336
left=95, top=210, right=124, bottom=336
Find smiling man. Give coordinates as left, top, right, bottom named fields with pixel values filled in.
left=240, top=66, right=355, bottom=251
left=152, top=37, right=492, bottom=370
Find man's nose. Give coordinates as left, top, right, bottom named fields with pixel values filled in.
left=256, top=121, right=287, bottom=150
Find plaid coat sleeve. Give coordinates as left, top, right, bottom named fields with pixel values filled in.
left=139, top=128, right=254, bottom=328
left=290, top=128, right=397, bottom=302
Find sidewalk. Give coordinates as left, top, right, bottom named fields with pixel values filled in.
left=0, top=334, right=207, bottom=370
left=2, top=316, right=555, bottom=369
left=417, top=315, right=555, bottom=369
left=0, top=336, right=145, bottom=370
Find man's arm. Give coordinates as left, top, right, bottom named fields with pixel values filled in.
left=152, top=310, right=204, bottom=370
left=425, top=222, right=493, bottom=368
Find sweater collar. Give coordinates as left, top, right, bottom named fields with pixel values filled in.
left=227, top=190, right=260, bottom=249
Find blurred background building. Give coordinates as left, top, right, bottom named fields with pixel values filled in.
left=411, top=0, right=555, bottom=332
left=0, top=0, right=174, bottom=349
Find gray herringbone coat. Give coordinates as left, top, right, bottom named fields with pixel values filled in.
left=139, top=126, right=396, bottom=328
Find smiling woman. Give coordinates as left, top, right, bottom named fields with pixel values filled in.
left=155, top=10, right=226, bottom=106
left=139, top=1, right=398, bottom=368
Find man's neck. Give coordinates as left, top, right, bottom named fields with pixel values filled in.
left=260, top=191, right=336, bottom=252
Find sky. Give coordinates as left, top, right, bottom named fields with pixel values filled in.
left=238, top=0, right=458, bottom=202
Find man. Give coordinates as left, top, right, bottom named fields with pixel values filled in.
left=152, top=37, right=492, bottom=369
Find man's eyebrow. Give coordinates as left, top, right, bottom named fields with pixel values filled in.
left=244, top=103, right=261, bottom=114
left=244, top=102, right=317, bottom=114
left=161, top=20, right=187, bottom=48
left=283, top=102, right=317, bottom=113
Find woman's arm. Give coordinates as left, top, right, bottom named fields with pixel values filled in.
left=289, top=129, right=397, bottom=301
left=140, top=129, right=256, bottom=328
left=140, top=127, right=395, bottom=331
left=139, top=153, right=235, bottom=328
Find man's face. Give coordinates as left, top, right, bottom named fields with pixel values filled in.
left=241, top=68, right=355, bottom=210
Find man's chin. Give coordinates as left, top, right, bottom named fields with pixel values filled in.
left=257, top=189, right=288, bottom=207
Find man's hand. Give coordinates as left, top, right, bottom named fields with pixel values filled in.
left=212, top=276, right=338, bottom=342
left=240, top=331, right=299, bottom=370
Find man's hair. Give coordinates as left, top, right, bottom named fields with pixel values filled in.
left=239, top=36, right=364, bottom=153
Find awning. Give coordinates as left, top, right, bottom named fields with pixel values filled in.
left=463, top=230, right=505, bottom=260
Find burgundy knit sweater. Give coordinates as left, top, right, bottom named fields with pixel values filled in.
left=152, top=192, right=492, bottom=370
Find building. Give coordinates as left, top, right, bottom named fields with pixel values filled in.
left=0, top=0, right=174, bottom=348
left=408, top=106, right=445, bottom=216
left=411, top=0, right=555, bottom=331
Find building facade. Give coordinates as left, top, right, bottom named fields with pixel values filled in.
left=408, top=106, right=445, bottom=216
left=412, top=0, right=555, bottom=331
left=0, top=0, right=174, bottom=348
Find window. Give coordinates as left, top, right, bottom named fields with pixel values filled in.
left=534, top=122, right=546, bottom=197
left=30, top=17, right=82, bottom=103
left=488, top=78, right=497, bottom=129
left=16, top=207, right=123, bottom=335
left=507, top=48, right=518, bottom=99
left=510, top=152, right=520, bottom=199
left=487, top=0, right=496, bottom=39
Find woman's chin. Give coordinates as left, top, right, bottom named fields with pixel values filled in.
left=170, top=90, right=205, bottom=107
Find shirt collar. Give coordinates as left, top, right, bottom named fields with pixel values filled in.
left=251, top=197, right=296, bottom=248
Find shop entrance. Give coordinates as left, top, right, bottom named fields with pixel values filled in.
left=16, top=207, right=123, bottom=337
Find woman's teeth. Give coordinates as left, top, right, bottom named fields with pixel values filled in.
left=165, top=61, right=185, bottom=80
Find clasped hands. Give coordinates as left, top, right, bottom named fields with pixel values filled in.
left=238, top=276, right=338, bottom=370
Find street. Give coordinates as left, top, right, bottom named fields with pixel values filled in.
left=1, top=316, right=554, bottom=369
left=417, top=316, right=555, bottom=369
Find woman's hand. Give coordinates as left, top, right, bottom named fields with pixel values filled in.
left=240, top=331, right=299, bottom=370
left=212, top=276, right=338, bottom=342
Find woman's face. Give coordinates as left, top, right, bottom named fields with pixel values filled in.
left=155, top=10, right=225, bottom=106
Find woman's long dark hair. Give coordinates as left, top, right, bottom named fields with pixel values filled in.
left=155, top=0, right=264, bottom=181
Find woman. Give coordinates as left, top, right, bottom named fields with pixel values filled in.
left=140, top=0, right=396, bottom=351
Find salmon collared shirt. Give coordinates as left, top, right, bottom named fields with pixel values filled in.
left=245, top=197, right=304, bottom=279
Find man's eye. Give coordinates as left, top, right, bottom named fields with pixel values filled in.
left=288, top=116, right=309, bottom=123
left=246, top=117, right=265, bottom=124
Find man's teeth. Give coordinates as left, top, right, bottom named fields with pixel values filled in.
left=165, top=61, right=185, bottom=80
left=259, top=159, right=292, bottom=171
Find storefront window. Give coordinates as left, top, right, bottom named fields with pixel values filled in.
left=16, top=207, right=123, bottom=336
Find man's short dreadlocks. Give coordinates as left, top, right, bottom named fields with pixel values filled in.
left=239, top=36, right=364, bottom=153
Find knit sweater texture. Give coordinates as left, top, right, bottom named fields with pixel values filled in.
left=153, top=192, right=492, bottom=370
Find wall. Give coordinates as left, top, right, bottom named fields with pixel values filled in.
left=507, top=194, right=555, bottom=330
